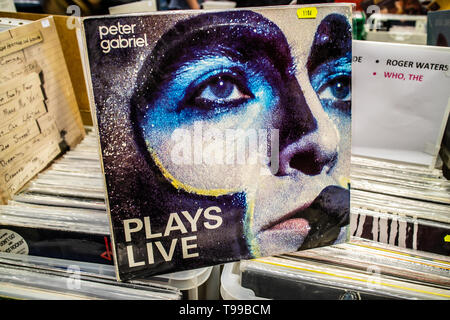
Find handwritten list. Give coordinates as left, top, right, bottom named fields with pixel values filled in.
left=0, top=17, right=85, bottom=203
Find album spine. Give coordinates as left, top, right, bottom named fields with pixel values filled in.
left=78, top=17, right=121, bottom=279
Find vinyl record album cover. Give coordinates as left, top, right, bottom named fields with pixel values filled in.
left=81, top=4, right=352, bottom=280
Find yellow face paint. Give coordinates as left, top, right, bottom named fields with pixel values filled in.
left=338, top=176, right=350, bottom=189
left=244, top=197, right=261, bottom=257
left=148, top=144, right=237, bottom=196
left=149, top=143, right=262, bottom=256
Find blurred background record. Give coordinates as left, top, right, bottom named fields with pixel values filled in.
left=0, top=252, right=181, bottom=300
left=221, top=238, right=450, bottom=300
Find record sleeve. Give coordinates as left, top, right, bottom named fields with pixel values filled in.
left=0, top=224, right=113, bottom=265
left=239, top=254, right=450, bottom=300
left=0, top=252, right=182, bottom=300
left=427, top=9, right=450, bottom=178
left=81, top=4, right=353, bottom=280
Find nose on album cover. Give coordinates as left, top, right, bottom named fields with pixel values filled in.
left=81, top=4, right=352, bottom=281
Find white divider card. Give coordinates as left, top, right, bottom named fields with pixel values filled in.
left=352, top=40, right=450, bottom=168
left=0, top=17, right=85, bottom=203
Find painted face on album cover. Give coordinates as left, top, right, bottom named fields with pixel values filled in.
left=131, top=11, right=351, bottom=257
left=85, top=7, right=352, bottom=278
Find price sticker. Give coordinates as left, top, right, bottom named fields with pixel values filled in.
left=297, top=7, right=318, bottom=19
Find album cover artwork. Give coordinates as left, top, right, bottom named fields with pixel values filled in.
left=81, top=4, right=352, bottom=280
left=0, top=225, right=113, bottom=265
left=351, top=209, right=450, bottom=256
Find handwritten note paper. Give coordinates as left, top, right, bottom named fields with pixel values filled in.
left=0, top=31, right=42, bottom=57
left=0, top=17, right=85, bottom=203
left=0, top=60, right=40, bottom=83
left=0, top=70, right=60, bottom=200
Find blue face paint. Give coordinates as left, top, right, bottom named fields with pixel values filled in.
left=309, top=55, right=351, bottom=114
left=307, top=13, right=352, bottom=117
left=140, top=51, right=279, bottom=137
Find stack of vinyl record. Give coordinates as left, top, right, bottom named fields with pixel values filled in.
left=350, top=155, right=450, bottom=256
left=221, top=155, right=449, bottom=300
left=1, top=129, right=449, bottom=299
left=0, top=251, right=181, bottom=300
left=0, top=129, right=184, bottom=299
left=351, top=155, right=449, bottom=204
left=234, top=238, right=450, bottom=300
left=0, top=129, right=110, bottom=265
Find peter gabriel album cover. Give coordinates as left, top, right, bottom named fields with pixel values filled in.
left=81, top=4, right=352, bottom=280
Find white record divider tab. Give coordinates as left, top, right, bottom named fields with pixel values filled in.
left=352, top=40, right=450, bottom=169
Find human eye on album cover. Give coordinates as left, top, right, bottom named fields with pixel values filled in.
left=84, top=6, right=352, bottom=279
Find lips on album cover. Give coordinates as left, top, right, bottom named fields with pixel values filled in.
left=81, top=4, right=352, bottom=280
